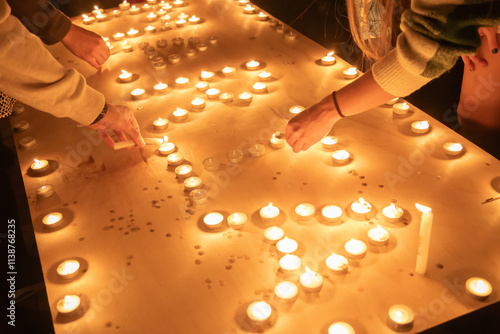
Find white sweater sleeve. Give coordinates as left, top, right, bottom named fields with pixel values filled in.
left=0, top=0, right=104, bottom=125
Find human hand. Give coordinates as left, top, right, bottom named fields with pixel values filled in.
left=462, top=27, right=498, bottom=71
left=89, top=104, right=145, bottom=148
left=285, top=95, right=340, bottom=153
left=61, top=24, right=110, bottom=69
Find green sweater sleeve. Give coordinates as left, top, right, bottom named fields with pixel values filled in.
left=7, top=0, right=71, bottom=45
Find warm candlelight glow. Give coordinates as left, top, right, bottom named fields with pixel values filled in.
left=246, top=60, right=260, bottom=70
left=203, top=212, right=224, bottom=230
left=57, top=260, right=80, bottom=279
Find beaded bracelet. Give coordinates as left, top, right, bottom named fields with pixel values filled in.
left=91, top=102, right=108, bottom=124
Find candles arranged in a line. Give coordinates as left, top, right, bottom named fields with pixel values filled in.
left=264, top=226, right=284, bottom=244
left=31, top=159, right=49, bottom=173
left=158, top=141, right=176, bottom=156
left=285, top=31, right=297, bottom=41
left=154, top=82, right=168, bottom=94
left=257, top=12, right=269, bottom=21
left=202, top=157, right=220, bottom=171
left=119, top=1, right=131, bottom=10
left=260, top=203, right=280, bottom=222
left=172, top=37, right=184, bottom=46
left=443, top=142, right=463, bottom=156
left=195, top=82, right=209, bottom=91
left=300, top=267, right=323, bottom=292
left=393, top=102, right=410, bottom=115
left=252, top=82, right=268, bottom=93
left=166, top=152, right=184, bottom=166
left=112, top=32, right=125, bottom=41
left=219, top=92, right=234, bottom=103
left=188, top=15, right=201, bottom=24
left=222, top=66, right=236, bottom=76
left=246, top=60, right=260, bottom=70
left=56, top=295, right=81, bottom=316
left=82, top=14, right=95, bottom=24
left=196, top=42, right=208, bottom=52
left=279, top=254, right=301, bottom=274
left=415, top=203, right=433, bottom=275
left=350, top=198, right=373, bottom=220
left=387, top=304, right=414, bottom=330
left=172, top=108, right=188, bottom=122
left=200, top=71, right=215, bottom=81
left=226, top=149, right=243, bottom=163
left=191, top=97, right=206, bottom=110
left=258, top=70, right=272, bottom=81
left=206, top=88, right=221, bottom=99
left=326, top=253, right=349, bottom=274
left=118, top=70, right=133, bottom=83
left=344, top=239, right=367, bottom=259
left=36, top=185, right=55, bottom=199
left=146, top=12, right=158, bottom=21
left=168, top=54, right=181, bottom=63
left=190, top=189, right=208, bottom=205
left=274, top=281, right=298, bottom=303
left=246, top=301, right=272, bottom=325
left=174, top=164, right=193, bottom=178
left=203, top=212, right=224, bottom=230
left=175, top=77, right=189, bottom=88
left=129, top=5, right=140, bottom=14
left=238, top=92, right=253, bottom=103
left=343, top=67, right=358, bottom=79
left=276, top=237, right=298, bottom=255
left=368, top=225, right=390, bottom=246
left=153, top=117, right=169, bottom=131
left=243, top=4, right=256, bottom=14
left=184, top=176, right=202, bottom=192
left=95, top=11, right=108, bottom=22
left=295, top=203, right=315, bottom=220
left=42, top=212, right=63, bottom=229
left=411, top=120, right=430, bottom=134
left=227, top=212, right=248, bottom=229
left=321, top=205, right=343, bottom=223
left=321, top=52, right=336, bottom=65
left=121, top=40, right=133, bottom=52
left=13, top=120, right=30, bottom=132
left=248, top=144, right=266, bottom=157
left=382, top=203, right=404, bottom=223
left=465, top=277, right=493, bottom=300
left=145, top=25, right=156, bottom=33
left=57, top=260, right=81, bottom=280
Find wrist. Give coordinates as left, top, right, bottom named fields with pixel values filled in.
left=91, top=102, right=108, bottom=124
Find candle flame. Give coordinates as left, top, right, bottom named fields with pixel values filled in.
left=358, top=198, right=366, bottom=205
left=415, top=203, right=432, bottom=213
left=305, top=266, right=312, bottom=273
left=94, top=5, right=99, bottom=10
left=268, top=203, right=273, bottom=207
left=449, top=143, right=462, bottom=151
left=122, top=40, right=128, bottom=45
left=163, top=136, right=169, bottom=142
left=34, top=158, right=40, bottom=164
left=82, top=14, right=88, bottom=19
left=327, top=51, right=334, bottom=56
left=121, top=70, right=129, bottom=75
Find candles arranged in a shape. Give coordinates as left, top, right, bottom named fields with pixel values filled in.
left=57, top=260, right=81, bottom=279
left=263, top=226, right=284, bottom=244
left=246, top=60, right=260, bottom=70
left=222, top=66, right=236, bottom=76
left=260, top=203, right=280, bottom=222
left=276, top=237, right=298, bottom=255
left=200, top=71, right=215, bottom=81
left=166, top=152, right=184, bottom=166
left=119, top=70, right=133, bottom=83
left=274, top=281, right=298, bottom=303
left=119, top=1, right=131, bottom=10
left=219, top=92, right=234, bottom=103
left=190, top=189, right=208, bottom=205
left=387, top=304, right=415, bottom=330
left=321, top=205, right=343, bottom=223
left=321, top=52, right=336, bottom=65
left=289, top=105, right=305, bottom=115
left=203, top=212, right=224, bottom=230
left=95, top=10, right=108, bottom=22
left=126, top=28, right=139, bottom=37
left=195, top=82, right=209, bottom=91
left=465, top=277, right=493, bottom=300
left=158, top=141, right=176, bottom=156
left=174, top=164, right=193, bottom=178
left=246, top=301, right=272, bottom=326
left=243, top=4, right=256, bottom=14
left=443, top=142, right=463, bottom=156
left=345, top=239, right=367, bottom=259
left=31, top=159, right=50, bottom=173
left=154, top=82, right=168, bottom=94
left=252, top=82, right=268, bottom=93
left=415, top=203, right=433, bottom=275
left=326, top=253, right=349, bottom=274
left=129, top=5, right=140, bottom=14
left=331, top=149, right=351, bottom=164
left=368, top=225, right=390, bottom=246
left=205, top=88, right=221, bottom=99
left=172, top=108, right=188, bottom=122
left=248, top=144, right=266, bottom=157
left=82, top=14, right=95, bottom=24
left=184, top=177, right=202, bottom=192
left=188, top=15, right=201, bottom=24
left=121, top=40, right=133, bottom=52
left=56, top=295, right=81, bottom=316
left=175, top=77, right=189, bottom=88
left=257, top=12, right=269, bottom=21
left=238, top=92, right=253, bottom=103
left=131, top=88, right=145, bottom=100
left=411, top=120, right=430, bottom=134
left=258, top=70, right=272, bottom=81
left=42, top=212, right=63, bottom=229
left=191, top=97, right=206, bottom=110
left=227, top=212, right=248, bottom=229
left=299, top=267, right=323, bottom=292
left=113, top=32, right=125, bottom=41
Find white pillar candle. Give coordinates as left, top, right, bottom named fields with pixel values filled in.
left=119, top=1, right=131, bottom=10
left=222, top=66, right=235, bottom=76
left=274, top=281, right=298, bottom=303
left=321, top=205, right=343, bottom=223
left=226, top=149, right=243, bottom=163
left=368, top=225, right=390, bottom=246
left=248, top=144, right=266, bottom=157
left=42, top=212, right=63, bottom=229
left=466, top=277, right=493, bottom=300
left=276, top=237, right=298, bottom=255
left=203, top=212, right=224, bottom=230
left=289, top=105, right=304, bottom=115
left=82, top=14, right=95, bottom=24
left=387, top=304, right=414, bottom=330
left=219, top=92, right=234, bottom=103
left=411, top=120, right=430, bottom=134
left=56, top=295, right=81, bottom=316
left=175, top=77, right=189, bottom=88
left=168, top=54, right=181, bottom=63
left=158, top=142, right=176, bottom=155
left=174, top=164, right=192, bottom=178
left=131, top=88, right=145, bottom=100
left=382, top=203, right=404, bottom=223
left=279, top=254, right=301, bottom=274
left=326, top=253, right=348, bottom=274
left=328, top=322, right=355, bottom=334
left=321, top=136, right=338, bottom=149
left=190, top=97, right=206, bottom=110
left=57, top=260, right=81, bottom=280
left=172, top=108, right=188, bottom=122
left=258, top=70, right=272, bottom=81
left=345, top=239, right=367, bottom=259
left=202, top=157, right=220, bottom=171
left=36, top=185, right=55, bottom=199
left=190, top=189, right=208, bottom=205
left=350, top=198, right=373, bottom=220
left=331, top=149, right=351, bottom=164
left=172, top=37, right=184, bottom=45
left=415, top=203, right=433, bottom=275
left=166, top=152, right=184, bottom=166
left=246, top=60, right=260, bottom=70
left=252, top=82, right=268, bottom=93
left=200, top=71, right=215, bottom=81
left=238, top=92, right=253, bottom=103
left=443, top=142, right=463, bottom=156
left=31, top=159, right=49, bottom=173
left=257, top=12, right=269, bottom=21
left=205, top=88, right=220, bottom=99
left=295, top=203, right=315, bottom=220
left=153, top=117, right=169, bottom=130
left=260, top=203, right=280, bottom=222
left=343, top=67, right=358, bottom=79
left=247, top=301, right=272, bottom=326
left=263, top=226, right=284, bottom=244
left=321, top=52, right=336, bottom=65
left=393, top=102, right=410, bottom=115
left=300, top=267, right=323, bottom=292
left=13, top=120, right=30, bottom=132
left=129, top=5, right=140, bottom=14
left=184, top=176, right=202, bottom=192
left=227, top=212, right=248, bottom=229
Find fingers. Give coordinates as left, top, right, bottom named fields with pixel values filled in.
left=470, top=54, right=488, bottom=67
left=98, top=128, right=116, bottom=148
left=86, top=56, right=101, bottom=70
left=125, top=123, right=145, bottom=148
left=479, top=27, right=498, bottom=54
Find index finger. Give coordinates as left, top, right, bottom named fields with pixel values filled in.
left=479, top=27, right=498, bottom=53
left=126, top=116, right=145, bottom=148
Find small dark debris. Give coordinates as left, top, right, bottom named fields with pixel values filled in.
left=79, top=237, right=85, bottom=241
left=155, top=187, right=160, bottom=190
left=167, top=195, right=173, bottom=199
left=179, top=235, right=184, bottom=239
left=249, top=36, right=256, bottom=40
left=110, top=218, right=115, bottom=222
left=73, top=201, right=77, bottom=204
left=176, top=217, right=180, bottom=221
left=130, top=227, right=140, bottom=232
left=198, top=251, right=204, bottom=256
left=368, top=221, right=374, bottom=225
left=105, top=322, right=113, bottom=328
left=219, top=280, right=225, bottom=287
left=379, top=185, right=384, bottom=188
left=166, top=233, right=172, bottom=237
left=303, top=182, right=308, bottom=185
left=244, top=255, right=250, bottom=260
left=207, top=284, right=212, bottom=289
left=225, top=265, right=232, bottom=270
left=103, top=225, right=114, bottom=231
left=124, top=232, right=129, bottom=235
left=409, top=273, right=414, bottom=277
left=63, top=203, right=69, bottom=207
left=118, top=217, right=124, bottom=220
left=110, top=210, right=115, bottom=214
left=237, top=233, right=243, bottom=237
left=272, top=177, right=277, bottom=180
left=129, top=214, right=134, bottom=218
left=276, top=172, right=281, bottom=175
left=158, top=180, right=162, bottom=183
left=195, top=259, right=202, bottom=264
left=118, top=227, right=123, bottom=231
left=150, top=229, right=155, bottom=232
left=205, top=278, right=212, bottom=284
left=143, top=187, right=148, bottom=191
left=436, top=263, right=444, bottom=269
left=361, top=183, right=367, bottom=186
left=146, top=222, right=153, bottom=226
left=360, top=176, right=365, bottom=179
left=194, top=245, right=201, bottom=249
left=358, top=190, right=363, bottom=194
left=229, top=258, right=236, bottom=264
left=126, top=262, right=131, bottom=266
left=127, top=255, right=134, bottom=260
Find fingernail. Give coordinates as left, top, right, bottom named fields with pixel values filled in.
left=492, top=48, right=498, bottom=54
left=480, top=59, right=488, bottom=66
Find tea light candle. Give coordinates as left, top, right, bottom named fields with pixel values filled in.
left=466, top=277, right=493, bottom=300
left=113, top=32, right=125, bottom=41
left=238, top=0, right=250, bottom=5
left=36, top=185, right=55, bottom=199
left=321, top=136, right=338, bottom=149
left=175, top=77, right=189, bottom=88
left=146, top=12, right=158, bottom=21
left=118, top=70, right=133, bottom=83
left=204, top=212, right=224, bottom=230
left=203, top=88, right=220, bottom=100
left=243, top=4, right=256, bottom=14
left=279, top=254, right=301, bottom=274
left=13, top=120, right=29, bottom=132
left=222, top=66, right=235, bottom=76
left=175, top=18, right=186, bottom=27
left=226, top=149, right=243, bottom=163
left=168, top=54, right=181, bottom=64
left=300, top=267, right=323, bottom=292
left=246, top=60, right=260, bottom=70
left=321, top=52, right=336, bottom=65
left=145, top=25, right=156, bottom=33
left=153, top=117, right=169, bottom=130
left=252, top=82, right=268, bottom=93
left=411, top=121, right=430, bottom=134
left=203, top=157, right=220, bottom=171
left=326, top=253, right=349, bottom=274
left=289, top=105, right=305, bottom=115
left=142, top=3, right=151, bottom=11
left=154, top=82, right=168, bottom=94
left=160, top=14, right=172, bottom=23
left=172, top=0, right=184, bottom=7
left=158, top=142, right=176, bottom=155
left=238, top=92, right=253, bottom=103
left=184, top=176, right=202, bottom=192
left=415, top=203, right=433, bottom=275
left=196, top=43, right=208, bottom=51
left=126, top=28, right=139, bottom=37
left=129, top=5, right=140, bottom=14
left=147, top=0, right=157, bottom=4
left=119, top=1, right=130, bottom=10
left=31, top=159, right=49, bottom=173
left=195, top=82, right=209, bottom=92
left=368, top=225, right=390, bottom=246
left=264, top=226, right=284, bottom=244
left=166, top=152, right=184, bottom=166
left=276, top=237, right=298, bottom=255
left=247, top=301, right=272, bottom=325
left=269, top=132, right=286, bottom=149
left=328, top=322, right=355, bottom=334
left=190, top=189, right=208, bottom=204
left=321, top=205, right=343, bottom=223
left=121, top=40, right=133, bottom=52
left=188, top=15, right=200, bottom=24
left=344, top=239, right=367, bottom=259
left=175, top=164, right=193, bottom=178
left=200, top=71, right=215, bottom=81
left=19, top=136, right=37, bottom=149
left=274, top=281, right=298, bottom=303
left=42, top=212, right=63, bottom=229
left=260, top=203, right=280, bottom=222
left=249, top=144, right=266, bottom=157
left=295, top=203, right=315, bottom=220
left=258, top=70, right=272, bottom=81
left=393, top=102, right=410, bottom=115
left=443, top=142, right=463, bottom=156
left=285, top=31, right=297, bottom=41
left=188, top=36, right=200, bottom=45
left=387, top=305, right=414, bottom=330
left=57, top=260, right=81, bottom=279
left=184, top=48, right=196, bottom=57
left=227, top=212, right=248, bottom=229
left=95, top=11, right=108, bottom=22
left=82, top=14, right=95, bottom=24
left=257, top=12, right=269, bottom=20
left=13, top=104, right=24, bottom=114
left=162, top=2, right=172, bottom=11
left=219, top=92, right=234, bottom=103
left=106, top=42, right=118, bottom=54
left=276, top=25, right=285, bottom=33
left=172, top=37, right=184, bottom=46
left=191, top=97, right=206, bottom=110
left=385, top=97, right=400, bottom=106
left=350, top=198, right=373, bottom=220
left=56, top=295, right=81, bottom=316
left=172, top=108, right=188, bottom=122
left=331, top=150, right=350, bottom=164
left=131, top=88, right=145, bottom=100
left=382, top=203, right=404, bottom=223
left=343, top=67, right=358, bottom=79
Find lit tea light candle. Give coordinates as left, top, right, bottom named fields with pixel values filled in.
left=321, top=136, right=338, bottom=149
left=227, top=212, right=248, bottom=229
left=368, top=225, right=390, bottom=246
left=222, top=66, right=235, bottom=76
left=36, top=185, right=55, bottom=199
left=188, top=15, right=200, bottom=24
left=160, top=14, right=172, bottom=23
left=226, top=149, right=243, bottom=163
left=203, top=157, right=220, bottom=171
left=344, top=239, right=367, bottom=259
left=162, top=2, right=172, bottom=11
left=219, top=92, right=234, bottom=103
left=157, top=9, right=166, bottom=16
left=285, top=31, right=297, bottom=41
left=279, top=254, right=301, bottom=274
left=289, top=105, right=305, bottom=115
left=264, top=226, right=284, bottom=244
left=295, top=203, right=315, bottom=220
left=195, top=82, right=209, bottom=91
left=331, top=149, right=350, bottom=164
left=387, top=304, right=414, bottom=330
left=172, top=37, right=184, bottom=46
left=19, top=136, right=37, bottom=149
left=131, top=88, right=145, bottom=100
left=95, top=10, right=108, bottom=22
left=82, top=14, right=95, bottom=24
left=276, top=237, right=298, bottom=255
left=142, top=3, right=151, bottom=11
left=411, top=120, right=430, bottom=134
left=146, top=12, right=158, bottom=21
left=13, top=120, right=30, bottom=132
left=415, top=203, right=433, bottom=275
left=190, top=189, right=208, bottom=205
left=326, top=253, right=349, bottom=274
left=196, top=42, right=208, bottom=52
left=204, top=212, right=224, bottom=230
left=184, top=48, right=196, bottom=57
left=382, top=203, right=404, bottom=223
left=238, top=92, right=253, bottom=103
left=257, top=70, right=272, bottom=81
left=269, top=132, right=285, bottom=149
left=191, top=97, right=206, bottom=110
left=56, top=295, right=81, bottom=316
left=112, top=32, right=125, bottom=41
left=252, top=82, right=268, bottom=93
left=238, top=0, right=250, bottom=5
left=350, top=198, right=373, bottom=220
left=153, top=117, right=169, bottom=130
left=57, top=260, right=81, bottom=279
left=466, top=277, right=493, bottom=300
left=175, top=77, right=189, bottom=88
left=119, top=0, right=131, bottom=10
left=243, top=4, right=256, bottom=14
left=184, top=176, right=202, bottom=192
left=126, top=28, right=139, bottom=37
left=300, top=267, right=323, bottom=292
left=321, top=52, right=336, bottom=65
left=200, top=71, right=215, bottom=81
left=260, top=203, right=280, bottom=222
left=121, top=40, right=133, bottom=52
left=343, top=67, right=358, bottom=79
left=42, top=212, right=62, bottom=229
left=393, top=102, right=410, bottom=115
left=443, top=142, right=463, bottom=156
left=147, top=0, right=157, bottom=4
left=174, top=164, right=193, bottom=178
left=328, top=322, right=355, bottom=334
left=31, top=159, right=49, bottom=173
left=118, top=70, right=133, bottom=83
left=205, top=88, right=220, bottom=99
left=166, top=152, right=184, bottom=166
left=110, top=10, right=120, bottom=17
left=168, top=54, right=181, bottom=64
left=321, top=205, right=343, bottom=223
left=248, top=144, right=266, bottom=157
left=257, top=12, right=269, bottom=21
left=129, top=5, right=140, bottom=14
left=247, top=301, right=272, bottom=326
left=246, top=60, right=260, bottom=70
left=274, top=281, right=298, bottom=303
left=175, top=18, right=186, bottom=27
left=144, top=25, right=156, bottom=33
left=158, top=142, right=176, bottom=155
left=154, top=82, right=168, bottom=94
left=106, top=41, right=119, bottom=54
left=172, top=0, right=184, bottom=7
left=172, top=108, right=188, bottom=122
